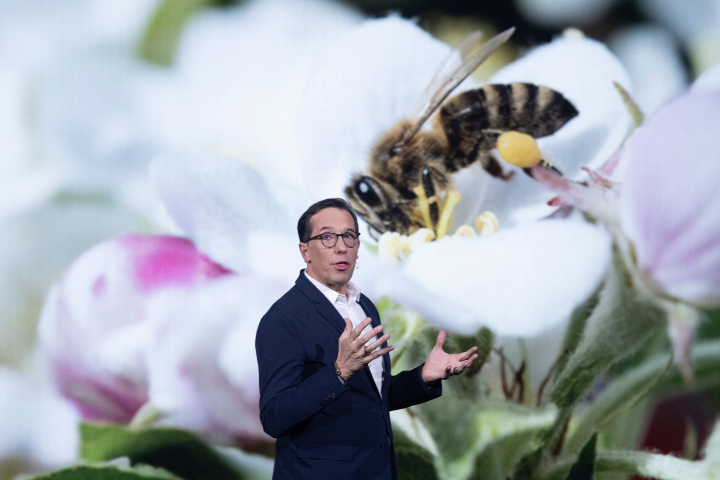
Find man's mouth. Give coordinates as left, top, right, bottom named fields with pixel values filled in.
left=334, top=261, right=349, bottom=271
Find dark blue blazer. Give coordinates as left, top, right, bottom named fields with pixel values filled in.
left=256, top=270, right=441, bottom=480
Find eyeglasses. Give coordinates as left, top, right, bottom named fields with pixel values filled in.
left=306, top=232, right=361, bottom=248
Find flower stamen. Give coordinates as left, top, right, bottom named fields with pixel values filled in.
left=436, top=190, right=461, bottom=239
left=412, top=184, right=434, bottom=231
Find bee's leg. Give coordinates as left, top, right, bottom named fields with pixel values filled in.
left=522, top=159, right=563, bottom=179
left=422, top=167, right=440, bottom=228
left=480, top=154, right=514, bottom=180
left=455, top=130, right=514, bottom=180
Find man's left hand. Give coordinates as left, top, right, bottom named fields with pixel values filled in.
left=421, top=330, right=478, bottom=383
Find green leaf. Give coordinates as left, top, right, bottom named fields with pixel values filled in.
left=137, top=0, right=216, bottom=66
left=553, top=288, right=601, bottom=382
left=564, top=349, right=673, bottom=455
left=594, top=449, right=706, bottom=480
left=27, top=463, right=181, bottom=480
left=377, top=297, right=430, bottom=371
left=416, top=398, right=557, bottom=480
left=550, top=255, right=666, bottom=410
left=516, top=256, right=666, bottom=480
left=393, top=428, right=439, bottom=480
left=449, top=328, right=494, bottom=377
left=80, top=423, right=245, bottom=480
left=564, top=434, right=597, bottom=480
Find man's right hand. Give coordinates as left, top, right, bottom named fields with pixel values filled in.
left=336, top=317, right=393, bottom=381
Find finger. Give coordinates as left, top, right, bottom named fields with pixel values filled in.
left=364, top=334, right=390, bottom=353
left=458, top=346, right=478, bottom=361
left=357, top=325, right=384, bottom=345
left=341, top=318, right=353, bottom=338
left=353, top=318, right=373, bottom=338
left=365, top=345, right=394, bottom=362
left=444, top=365, right=452, bottom=380
left=435, top=330, right=447, bottom=350
left=455, top=354, right=479, bottom=373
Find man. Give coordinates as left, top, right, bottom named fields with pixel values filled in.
left=256, top=198, right=478, bottom=480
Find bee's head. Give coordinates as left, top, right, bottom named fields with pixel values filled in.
left=345, top=175, right=412, bottom=239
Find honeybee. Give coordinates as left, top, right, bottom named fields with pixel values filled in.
left=345, top=28, right=579, bottom=239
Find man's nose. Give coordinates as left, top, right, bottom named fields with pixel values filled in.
left=335, top=238, right=348, bottom=252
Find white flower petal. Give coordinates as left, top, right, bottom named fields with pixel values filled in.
left=150, top=152, right=296, bottom=273
left=146, top=275, right=285, bottom=446
left=297, top=16, right=451, bottom=201
left=0, top=367, right=79, bottom=469
left=352, top=248, right=485, bottom=335
left=36, top=56, right=161, bottom=190
left=142, top=0, right=362, bottom=194
left=608, top=25, right=688, bottom=115
left=402, top=220, right=612, bottom=336
left=621, top=90, right=720, bottom=306
left=692, top=61, right=720, bottom=92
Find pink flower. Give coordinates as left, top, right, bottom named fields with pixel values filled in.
left=38, top=232, right=285, bottom=449
left=38, top=234, right=231, bottom=423
left=620, top=89, right=720, bottom=306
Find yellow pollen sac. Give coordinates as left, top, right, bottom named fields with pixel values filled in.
left=436, top=190, right=461, bottom=239
left=453, top=225, right=477, bottom=238
left=497, top=131, right=542, bottom=168
left=408, top=228, right=435, bottom=245
left=475, top=211, right=499, bottom=236
left=378, top=232, right=401, bottom=264
left=378, top=229, right=434, bottom=263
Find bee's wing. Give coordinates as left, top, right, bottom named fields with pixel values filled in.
left=412, top=30, right=483, bottom=120
left=397, top=27, right=515, bottom=148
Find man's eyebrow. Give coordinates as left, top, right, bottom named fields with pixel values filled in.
left=318, top=226, right=356, bottom=233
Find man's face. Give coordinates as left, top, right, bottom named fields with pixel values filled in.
left=299, top=208, right=359, bottom=293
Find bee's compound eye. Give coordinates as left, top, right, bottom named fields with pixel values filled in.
left=355, top=178, right=382, bottom=207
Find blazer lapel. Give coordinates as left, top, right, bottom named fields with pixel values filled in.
left=359, top=295, right=388, bottom=403
left=295, top=270, right=346, bottom=334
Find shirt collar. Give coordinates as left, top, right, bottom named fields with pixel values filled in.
left=304, top=270, right=361, bottom=304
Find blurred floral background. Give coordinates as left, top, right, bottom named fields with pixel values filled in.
left=1, top=0, right=719, bottom=479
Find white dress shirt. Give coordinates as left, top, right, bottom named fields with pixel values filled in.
left=304, top=271, right=384, bottom=397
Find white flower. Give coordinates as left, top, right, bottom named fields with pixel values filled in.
left=140, top=0, right=362, bottom=195
left=0, top=0, right=165, bottom=369
left=293, top=17, right=627, bottom=336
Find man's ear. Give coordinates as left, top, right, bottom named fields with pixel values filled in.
left=299, top=242, right=310, bottom=262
